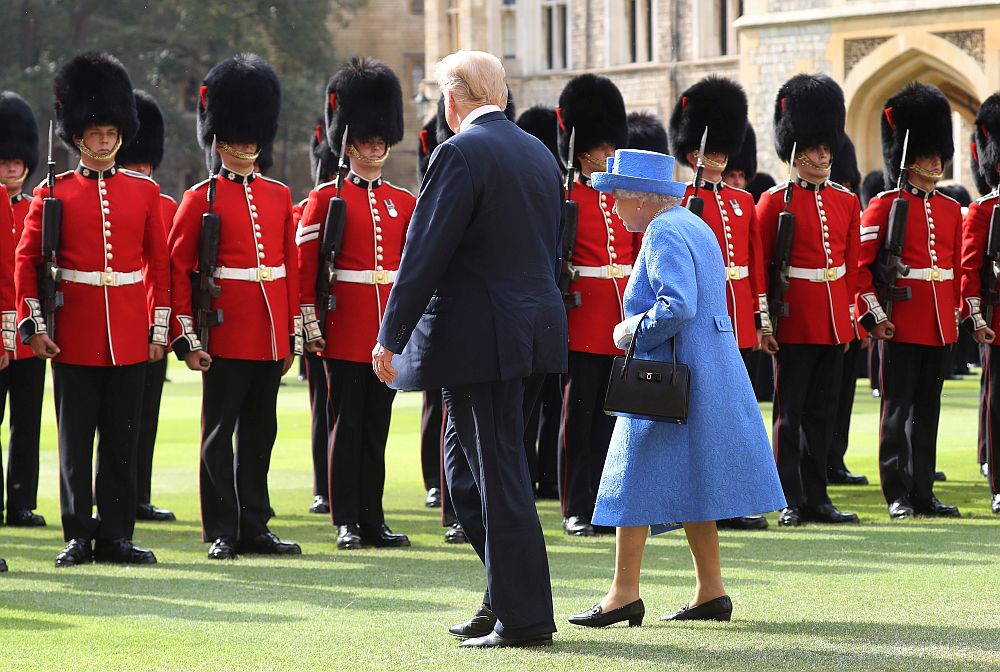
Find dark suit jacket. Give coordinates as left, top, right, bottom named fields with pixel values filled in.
left=378, top=110, right=568, bottom=390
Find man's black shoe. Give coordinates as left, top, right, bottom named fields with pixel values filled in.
left=933, top=471, right=947, bottom=482
left=828, top=469, right=869, bottom=486
left=802, top=503, right=859, bottom=524
left=6, top=509, right=46, bottom=527
left=778, top=507, right=802, bottom=527
left=238, top=532, right=301, bottom=555
left=661, top=595, right=733, bottom=622
left=449, top=603, right=497, bottom=639
left=309, top=495, right=330, bottom=514
left=136, top=503, right=176, bottom=522
left=992, top=494, right=1000, bottom=515
left=459, top=632, right=553, bottom=648
left=94, top=539, right=157, bottom=565
left=336, top=524, right=363, bottom=550
left=913, top=497, right=960, bottom=518
left=55, top=538, right=93, bottom=568
left=888, top=499, right=915, bottom=520
left=717, top=516, right=768, bottom=530
left=0, top=558, right=6, bottom=572
left=360, top=524, right=410, bottom=548
left=444, top=523, right=468, bottom=544
left=208, top=537, right=238, bottom=560
left=563, top=516, right=595, bottom=536
left=425, top=488, right=442, bottom=508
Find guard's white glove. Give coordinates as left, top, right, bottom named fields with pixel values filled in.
left=613, top=313, right=644, bottom=350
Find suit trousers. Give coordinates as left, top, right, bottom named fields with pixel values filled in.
left=200, top=358, right=282, bottom=542
left=559, top=351, right=615, bottom=518
left=305, top=351, right=331, bottom=497
left=0, top=357, right=45, bottom=512
left=136, top=356, right=167, bottom=505
left=52, top=361, right=145, bottom=541
left=442, top=376, right=556, bottom=640
left=829, top=339, right=863, bottom=474
left=420, top=390, right=459, bottom=527
left=878, top=341, right=948, bottom=505
left=986, top=344, right=1000, bottom=496
left=772, top=344, right=843, bottom=508
left=325, top=358, right=396, bottom=527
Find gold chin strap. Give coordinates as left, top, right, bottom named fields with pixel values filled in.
left=347, top=144, right=390, bottom=167
left=580, top=152, right=609, bottom=170
left=0, top=166, right=28, bottom=188
left=907, top=163, right=945, bottom=180
left=76, top=136, right=122, bottom=162
left=796, top=152, right=832, bottom=173
left=696, top=153, right=728, bottom=170
left=217, top=141, right=261, bottom=162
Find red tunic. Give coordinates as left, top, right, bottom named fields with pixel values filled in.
left=960, top=191, right=1000, bottom=331
left=1, top=194, right=15, bottom=355
left=682, top=180, right=765, bottom=349
left=757, top=178, right=860, bottom=345
left=567, top=178, right=641, bottom=355
left=297, top=173, right=415, bottom=364
left=169, top=170, right=300, bottom=361
left=857, top=186, right=962, bottom=346
left=5, top=194, right=31, bottom=359
left=144, top=192, right=178, bottom=319
left=14, top=166, right=171, bottom=366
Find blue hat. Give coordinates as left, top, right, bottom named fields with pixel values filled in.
left=591, top=149, right=687, bottom=197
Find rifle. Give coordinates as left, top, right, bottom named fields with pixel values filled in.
left=981, top=203, right=1000, bottom=326
left=558, top=127, right=582, bottom=309
left=192, top=137, right=223, bottom=360
left=686, top=127, right=709, bottom=218
left=872, top=129, right=912, bottom=330
left=315, top=125, right=350, bottom=325
left=38, top=121, right=63, bottom=341
left=766, top=143, right=797, bottom=336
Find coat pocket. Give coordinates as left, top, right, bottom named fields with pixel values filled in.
left=714, top=315, right=733, bottom=332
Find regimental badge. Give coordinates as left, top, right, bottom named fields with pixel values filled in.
left=385, top=198, right=398, bottom=218
left=729, top=198, right=743, bottom=217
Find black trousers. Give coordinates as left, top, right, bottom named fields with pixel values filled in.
left=420, top=389, right=459, bottom=527
left=772, top=344, right=843, bottom=508
left=52, top=361, right=145, bottom=542
left=829, top=339, right=863, bottom=473
left=0, top=357, right=45, bottom=512
left=200, top=358, right=282, bottom=542
left=979, top=345, right=989, bottom=467
left=986, top=345, right=1000, bottom=497
left=878, top=342, right=948, bottom=504
left=305, top=352, right=331, bottom=497
left=523, top=373, right=562, bottom=492
left=442, top=376, right=555, bottom=640
left=559, top=351, right=615, bottom=519
left=136, top=356, right=167, bottom=505
left=325, top=358, right=396, bottom=526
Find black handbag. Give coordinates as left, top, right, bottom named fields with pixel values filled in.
left=604, top=328, right=690, bottom=424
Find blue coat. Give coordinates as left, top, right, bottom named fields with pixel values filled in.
left=592, top=205, right=786, bottom=531
left=377, top=111, right=568, bottom=391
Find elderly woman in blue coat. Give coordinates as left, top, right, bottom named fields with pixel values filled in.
left=569, top=150, right=786, bottom=628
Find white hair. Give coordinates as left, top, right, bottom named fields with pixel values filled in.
left=613, top=189, right=682, bottom=210
left=435, top=51, right=508, bottom=108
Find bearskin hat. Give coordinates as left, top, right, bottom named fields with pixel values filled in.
left=773, top=73, right=845, bottom=160
left=434, top=87, right=516, bottom=145
left=0, top=92, right=39, bottom=180
left=326, top=57, right=404, bottom=154
left=310, top=117, right=338, bottom=184
left=516, top=105, right=560, bottom=162
left=937, top=183, right=972, bottom=207
left=747, top=172, right=776, bottom=203
left=557, top=74, right=628, bottom=168
left=417, top=115, right=439, bottom=182
left=725, top=123, right=758, bottom=183
left=881, top=82, right=953, bottom=185
left=198, top=53, right=280, bottom=151
left=860, top=170, right=888, bottom=208
left=669, top=76, right=747, bottom=168
left=975, top=94, right=1000, bottom=191
left=831, top=134, right=861, bottom=191
left=971, top=135, right=994, bottom=196
left=115, top=90, right=164, bottom=170
left=53, top=52, right=139, bottom=149
left=627, top=112, right=669, bottom=154
left=256, top=142, right=274, bottom=174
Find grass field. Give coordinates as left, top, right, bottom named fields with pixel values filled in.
left=1, top=361, right=998, bottom=672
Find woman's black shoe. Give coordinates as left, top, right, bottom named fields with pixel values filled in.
left=661, top=595, right=733, bottom=622
left=569, top=599, right=644, bottom=628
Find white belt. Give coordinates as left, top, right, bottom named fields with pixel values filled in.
left=906, top=267, right=954, bottom=281
left=787, top=264, right=846, bottom=282
left=213, top=265, right=286, bottom=282
left=573, top=263, right=632, bottom=279
left=337, top=269, right=397, bottom=285
left=59, top=268, right=143, bottom=287
left=725, top=265, right=750, bottom=281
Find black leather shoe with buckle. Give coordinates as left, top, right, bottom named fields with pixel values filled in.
left=661, top=595, right=733, bottom=622
left=569, top=599, right=644, bottom=628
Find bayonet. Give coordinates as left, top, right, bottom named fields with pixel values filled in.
left=687, top=126, right=709, bottom=217
left=897, top=129, right=910, bottom=192
left=335, top=125, right=350, bottom=199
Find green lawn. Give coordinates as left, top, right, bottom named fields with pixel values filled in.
left=1, top=362, right=998, bottom=671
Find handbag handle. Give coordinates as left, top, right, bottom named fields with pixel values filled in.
left=620, top=314, right=678, bottom=382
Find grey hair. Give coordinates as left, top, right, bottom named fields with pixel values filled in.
left=612, top=189, right=682, bottom=210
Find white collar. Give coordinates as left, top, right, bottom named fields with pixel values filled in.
left=459, top=104, right=503, bottom=133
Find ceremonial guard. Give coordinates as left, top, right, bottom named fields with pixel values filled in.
left=116, top=89, right=177, bottom=522
left=626, top=111, right=669, bottom=154
left=722, top=123, right=757, bottom=191
left=297, top=57, right=415, bottom=550
left=169, top=53, right=302, bottom=559
left=556, top=74, right=636, bottom=537
left=969, top=134, right=994, bottom=481
left=0, top=170, right=14, bottom=571
left=15, top=53, right=170, bottom=566
left=857, top=83, right=962, bottom=520
left=960, top=92, right=1000, bottom=515
left=757, top=73, right=860, bottom=527
left=0, top=91, right=47, bottom=527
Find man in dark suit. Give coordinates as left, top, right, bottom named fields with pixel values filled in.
left=372, top=50, right=566, bottom=649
